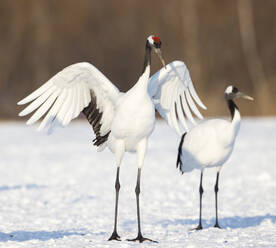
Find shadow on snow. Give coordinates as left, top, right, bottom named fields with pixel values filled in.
left=157, top=213, right=276, bottom=229
left=0, top=230, right=86, bottom=242
left=0, top=184, right=46, bottom=191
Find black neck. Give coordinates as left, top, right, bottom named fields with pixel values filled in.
left=227, top=99, right=239, bottom=120
left=142, top=41, right=152, bottom=73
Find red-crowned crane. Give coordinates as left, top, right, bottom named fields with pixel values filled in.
left=18, top=35, right=206, bottom=242
left=177, top=85, right=253, bottom=230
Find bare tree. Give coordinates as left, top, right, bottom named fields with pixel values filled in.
left=237, top=0, right=270, bottom=114
left=181, top=0, right=202, bottom=87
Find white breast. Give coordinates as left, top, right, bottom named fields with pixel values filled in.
left=109, top=91, right=155, bottom=151
left=108, top=65, right=155, bottom=152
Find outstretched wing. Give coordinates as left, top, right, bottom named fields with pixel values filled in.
left=148, top=60, right=206, bottom=134
left=18, top=62, right=120, bottom=145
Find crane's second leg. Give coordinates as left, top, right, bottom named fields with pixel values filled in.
left=127, top=168, right=157, bottom=243
left=192, top=171, right=204, bottom=230
left=127, top=139, right=157, bottom=243
left=108, top=166, right=121, bottom=241
left=214, top=170, right=221, bottom=228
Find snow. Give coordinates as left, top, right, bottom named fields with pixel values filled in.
left=0, top=118, right=276, bottom=247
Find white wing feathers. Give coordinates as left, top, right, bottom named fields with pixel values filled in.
left=148, top=60, right=206, bottom=134
left=18, top=60, right=204, bottom=138
left=18, top=62, right=120, bottom=134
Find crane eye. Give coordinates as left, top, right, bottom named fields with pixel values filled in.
left=232, top=87, right=239, bottom=93
left=154, top=41, right=161, bottom=48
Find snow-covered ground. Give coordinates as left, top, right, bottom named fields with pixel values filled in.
left=0, top=118, right=276, bottom=248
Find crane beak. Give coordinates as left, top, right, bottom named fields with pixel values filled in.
left=237, top=92, right=254, bottom=101
left=154, top=48, right=166, bottom=69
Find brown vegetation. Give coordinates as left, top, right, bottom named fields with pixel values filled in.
left=1, top=0, right=275, bottom=119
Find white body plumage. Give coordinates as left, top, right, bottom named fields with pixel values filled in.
left=110, top=67, right=154, bottom=140
left=179, top=110, right=241, bottom=173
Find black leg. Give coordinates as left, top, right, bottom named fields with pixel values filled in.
left=108, top=167, right=121, bottom=241
left=192, top=171, right=204, bottom=230
left=214, top=171, right=221, bottom=228
left=127, top=168, right=157, bottom=243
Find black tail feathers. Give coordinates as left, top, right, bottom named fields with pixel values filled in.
left=176, top=133, right=186, bottom=174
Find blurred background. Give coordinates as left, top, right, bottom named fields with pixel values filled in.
left=1, top=0, right=275, bottom=119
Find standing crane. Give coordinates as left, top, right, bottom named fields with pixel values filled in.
left=177, top=85, right=253, bottom=230
left=18, top=35, right=206, bottom=242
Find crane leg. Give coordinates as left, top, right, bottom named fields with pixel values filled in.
left=192, top=171, right=204, bottom=230
left=127, top=168, right=157, bottom=243
left=214, top=171, right=221, bottom=228
left=108, top=167, right=121, bottom=241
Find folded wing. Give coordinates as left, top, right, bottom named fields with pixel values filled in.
left=148, top=60, right=206, bottom=134
left=18, top=62, right=120, bottom=145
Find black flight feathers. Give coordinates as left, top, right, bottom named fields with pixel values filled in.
left=82, top=92, right=110, bottom=147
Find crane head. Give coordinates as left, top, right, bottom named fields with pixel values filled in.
left=225, top=85, right=254, bottom=101
left=147, top=35, right=166, bottom=68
